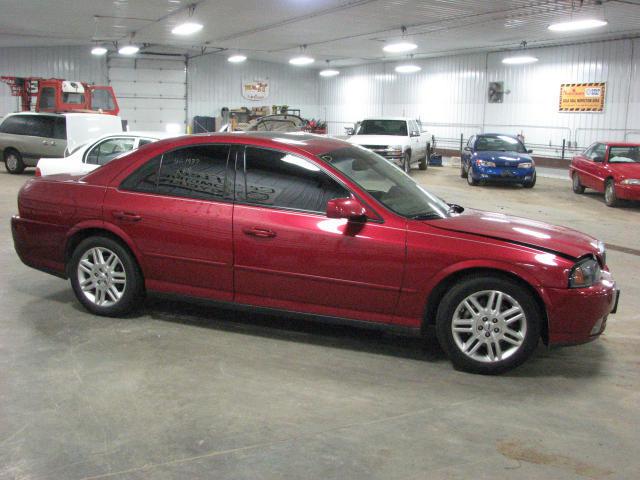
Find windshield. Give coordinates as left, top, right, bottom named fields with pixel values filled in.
left=475, top=135, right=526, bottom=153
left=609, top=146, right=640, bottom=164
left=356, top=120, right=407, bottom=136
left=320, top=146, right=451, bottom=219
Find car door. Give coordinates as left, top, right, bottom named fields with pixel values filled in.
left=582, top=143, right=607, bottom=190
left=232, top=146, right=406, bottom=323
left=102, top=143, right=235, bottom=301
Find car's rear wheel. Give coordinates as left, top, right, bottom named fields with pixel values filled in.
left=403, top=152, right=411, bottom=173
left=604, top=179, right=619, bottom=207
left=69, top=236, right=143, bottom=316
left=523, top=171, right=536, bottom=188
left=436, top=276, right=541, bottom=374
left=4, top=149, right=25, bottom=174
left=572, top=172, right=585, bottom=194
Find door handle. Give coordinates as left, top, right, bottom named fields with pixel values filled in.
left=112, top=211, right=142, bottom=222
left=243, top=226, right=276, bottom=238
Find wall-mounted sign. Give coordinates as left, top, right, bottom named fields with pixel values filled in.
left=559, top=82, right=606, bottom=112
left=242, top=80, right=269, bottom=101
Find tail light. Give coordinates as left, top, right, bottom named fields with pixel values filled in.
left=35, top=167, right=42, bottom=177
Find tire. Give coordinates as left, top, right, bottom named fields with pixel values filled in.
left=435, top=276, right=541, bottom=374
left=69, top=236, right=144, bottom=317
left=466, top=167, right=478, bottom=186
left=419, top=143, right=430, bottom=170
left=572, top=172, right=585, bottom=194
left=522, top=171, right=536, bottom=188
left=403, top=152, right=411, bottom=173
left=604, top=179, right=619, bottom=207
left=460, top=160, right=468, bottom=178
left=4, top=149, right=25, bottom=174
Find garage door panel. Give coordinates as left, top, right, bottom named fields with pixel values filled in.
left=111, top=81, right=185, bottom=99
left=109, top=67, right=186, bottom=84
left=117, top=98, right=186, bottom=111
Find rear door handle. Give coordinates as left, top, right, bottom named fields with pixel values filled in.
left=112, top=211, right=142, bottom=222
left=243, top=226, right=276, bottom=238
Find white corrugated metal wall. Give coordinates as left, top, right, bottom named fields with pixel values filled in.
left=0, top=46, right=108, bottom=117
left=319, top=38, right=640, bottom=152
left=187, top=53, right=322, bottom=123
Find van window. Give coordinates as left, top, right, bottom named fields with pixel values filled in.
left=0, top=116, right=29, bottom=135
left=91, top=89, right=116, bottom=111
left=0, top=115, right=56, bottom=138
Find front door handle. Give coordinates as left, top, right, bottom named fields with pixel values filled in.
left=243, top=226, right=276, bottom=238
left=112, top=211, right=142, bottom=222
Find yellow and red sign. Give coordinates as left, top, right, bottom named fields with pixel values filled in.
left=559, top=82, right=606, bottom=112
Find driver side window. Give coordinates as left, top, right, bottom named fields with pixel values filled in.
left=86, top=137, right=135, bottom=165
left=588, top=143, right=606, bottom=162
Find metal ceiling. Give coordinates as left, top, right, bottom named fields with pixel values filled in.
left=1, top=1, right=640, bottom=65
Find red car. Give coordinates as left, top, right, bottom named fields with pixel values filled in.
left=12, top=133, right=618, bottom=374
left=570, top=142, right=640, bottom=206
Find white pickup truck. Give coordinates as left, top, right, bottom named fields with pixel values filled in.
left=346, top=117, right=431, bottom=172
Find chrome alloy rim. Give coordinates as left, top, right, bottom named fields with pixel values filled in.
left=451, top=290, right=527, bottom=363
left=605, top=183, right=614, bottom=203
left=77, top=247, right=126, bottom=307
left=573, top=174, right=580, bottom=190
left=6, top=154, right=18, bottom=171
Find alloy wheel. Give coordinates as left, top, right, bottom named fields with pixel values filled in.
left=77, top=247, right=127, bottom=307
left=451, top=290, right=527, bottom=363
left=6, top=154, right=18, bottom=171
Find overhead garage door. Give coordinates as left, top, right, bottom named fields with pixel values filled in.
left=108, top=56, right=186, bottom=133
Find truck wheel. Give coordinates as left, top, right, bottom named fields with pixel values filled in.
left=435, top=275, right=541, bottom=374
left=419, top=143, right=430, bottom=170
left=403, top=152, right=411, bottom=173
left=4, top=149, right=25, bottom=174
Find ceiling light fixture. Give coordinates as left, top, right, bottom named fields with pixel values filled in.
left=172, top=22, right=203, bottom=35
left=91, top=46, right=108, bottom=56
left=118, top=45, right=139, bottom=55
left=502, top=55, right=538, bottom=64
left=319, top=60, right=339, bottom=77
left=395, top=64, right=421, bottom=73
left=228, top=54, right=247, bottom=63
left=548, top=18, right=607, bottom=32
left=383, top=26, right=417, bottom=54
left=290, top=45, right=314, bottom=66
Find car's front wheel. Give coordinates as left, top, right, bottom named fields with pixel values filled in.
left=523, top=171, right=536, bottom=188
left=436, top=276, right=541, bottom=374
left=4, top=149, right=25, bottom=174
left=572, top=172, right=585, bottom=194
left=604, top=179, right=619, bottom=207
left=466, top=168, right=478, bottom=186
left=69, top=236, right=144, bottom=316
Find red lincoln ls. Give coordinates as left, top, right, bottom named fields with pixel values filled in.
left=12, top=133, right=619, bottom=374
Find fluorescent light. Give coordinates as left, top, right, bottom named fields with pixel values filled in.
left=228, top=54, right=247, bottom=63
left=502, top=55, right=539, bottom=64
left=118, top=45, right=139, bottom=55
left=91, top=46, right=108, bottom=56
left=383, top=42, right=417, bottom=53
left=289, top=55, right=314, bottom=66
left=172, top=22, right=203, bottom=35
left=319, top=69, right=340, bottom=77
left=395, top=64, right=421, bottom=73
left=548, top=19, right=607, bottom=32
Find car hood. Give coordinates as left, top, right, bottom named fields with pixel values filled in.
left=609, top=162, right=640, bottom=178
left=428, top=209, right=599, bottom=260
left=474, top=150, right=532, bottom=165
left=347, top=135, right=407, bottom=146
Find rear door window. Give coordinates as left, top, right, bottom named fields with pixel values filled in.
left=86, top=137, right=136, bottom=166
left=0, top=115, right=30, bottom=135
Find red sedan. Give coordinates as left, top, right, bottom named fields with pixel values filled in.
left=12, top=133, right=618, bottom=374
left=570, top=142, right=640, bottom=206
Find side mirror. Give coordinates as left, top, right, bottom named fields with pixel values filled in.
left=594, top=156, right=604, bottom=163
left=410, top=130, right=420, bottom=137
left=344, top=127, right=354, bottom=136
left=326, top=197, right=367, bottom=221
left=527, top=149, right=533, bottom=154
left=463, top=146, right=471, bottom=152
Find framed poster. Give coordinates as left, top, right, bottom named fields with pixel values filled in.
left=242, top=80, right=269, bottom=101
left=559, top=82, right=606, bottom=112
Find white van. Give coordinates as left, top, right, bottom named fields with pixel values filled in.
left=0, top=112, right=123, bottom=174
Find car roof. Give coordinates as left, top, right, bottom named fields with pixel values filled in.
left=477, top=133, right=519, bottom=138
left=360, top=117, right=411, bottom=121
left=5, top=111, right=62, bottom=118
left=600, top=142, right=640, bottom=147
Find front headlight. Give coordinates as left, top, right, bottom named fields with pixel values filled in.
left=621, top=178, right=640, bottom=185
left=518, top=162, right=533, bottom=169
left=569, top=257, right=601, bottom=288
left=476, top=159, right=496, bottom=167
left=386, top=145, right=403, bottom=153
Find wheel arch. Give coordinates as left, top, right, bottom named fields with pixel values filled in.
left=422, top=267, right=549, bottom=344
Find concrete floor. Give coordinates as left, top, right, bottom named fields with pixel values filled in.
left=1, top=166, right=639, bottom=480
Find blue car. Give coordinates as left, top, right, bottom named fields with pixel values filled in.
left=461, top=134, right=536, bottom=188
